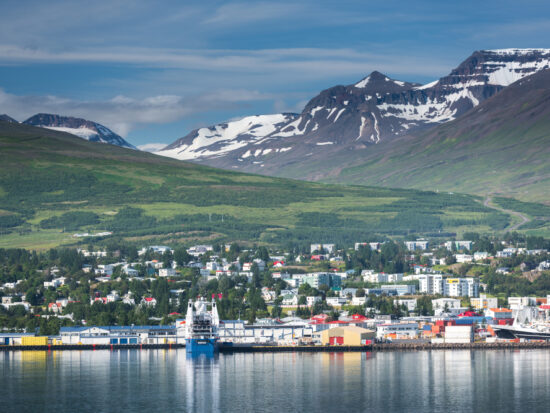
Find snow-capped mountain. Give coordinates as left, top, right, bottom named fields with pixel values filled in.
left=156, top=113, right=298, bottom=160
left=23, top=113, right=136, bottom=149
left=158, top=49, right=550, bottom=172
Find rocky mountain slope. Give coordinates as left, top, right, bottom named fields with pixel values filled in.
left=0, top=114, right=18, bottom=123
left=23, top=113, right=136, bottom=149
left=321, top=68, right=550, bottom=203
left=157, top=48, right=550, bottom=174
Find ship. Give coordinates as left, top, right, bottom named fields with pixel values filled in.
left=184, top=298, right=220, bottom=354
left=492, top=322, right=550, bottom=341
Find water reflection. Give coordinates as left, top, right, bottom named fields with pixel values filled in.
left=1, top=350, right=550, bottom=412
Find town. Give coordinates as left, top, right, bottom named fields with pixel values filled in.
left=1, top=232, right=550, bottom=348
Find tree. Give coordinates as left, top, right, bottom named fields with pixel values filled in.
left=174, top=248, right=191, bottom=267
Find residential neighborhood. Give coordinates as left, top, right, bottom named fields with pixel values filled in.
left=1, top=233, right=549, bottom=345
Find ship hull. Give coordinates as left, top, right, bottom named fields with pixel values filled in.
left=493, top=325, right=550, bottom=341
left=186, top=338, right=218, bottom=354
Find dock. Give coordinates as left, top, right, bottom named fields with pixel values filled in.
left=2, top=341, right=550, bottom=352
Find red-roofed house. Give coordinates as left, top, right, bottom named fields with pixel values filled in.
left=141, top=297, right=157, bottom=307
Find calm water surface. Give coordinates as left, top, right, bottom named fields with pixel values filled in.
left=2, top=349, right=550, bottom=412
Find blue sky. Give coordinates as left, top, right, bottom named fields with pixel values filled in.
left=0, top=0, right=549, bottom=149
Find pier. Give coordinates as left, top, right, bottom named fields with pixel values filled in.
left=2, top=341, right=550, bottom=352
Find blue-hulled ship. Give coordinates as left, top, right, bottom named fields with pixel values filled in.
left=184, top=298, right=220, bottom=354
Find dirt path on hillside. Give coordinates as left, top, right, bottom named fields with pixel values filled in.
left=483, top=196, right=531, bottom=231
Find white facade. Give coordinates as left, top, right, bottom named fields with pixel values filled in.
left=396, top=299, right=417, bottom=312
left=419, top=274, right=443, bottom=295
left=455, top=254, right=473, bottom=263
left=444, top=278, right=479, bottom=298
left=445, top=241, right=473, bottom=251
left=405, top=241, right=429, bottom=251
left=159, top=268, right=176, bottom=277
left=432, top=298, right=462, bottom=310
left=376, top=323, right=419, bottom=339
left=443, top=325, right=473, bottom=343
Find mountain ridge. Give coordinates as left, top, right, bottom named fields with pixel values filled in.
left=23, top=113, right=136, bottom=149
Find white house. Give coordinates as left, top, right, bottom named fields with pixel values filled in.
left=455, top=254, right=473, bottom=263
left=326, top=297, right=348, bottom=307
left=141, top=297, right=157, bottom=307
left=306, top=296, right=322, bottom=306
left=44, top=277, right=66, bottom=288
left=159, top=268, right=176, bottom=277
left=396, top=299, right=417, bottom=312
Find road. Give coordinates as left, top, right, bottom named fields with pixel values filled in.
left=483, top=196, right=531, bottom=231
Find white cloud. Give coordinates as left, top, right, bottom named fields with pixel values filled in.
left=0, top=88, right=272, bottom=137
left=138, top=143, right=168, bottom=152
left=0, top=45, right=452, bottom=78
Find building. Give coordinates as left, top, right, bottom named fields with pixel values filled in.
left=381, top=284, right=415, bottom=296
left=444, top=278, right=479, bottom=297
left=123, top=266, right=139, bottom=277
left=445, top=241, right=473, bottom=251
left=363, top=272, right=403, bottom=283
left=405, top=240, right=429, bottom=251
left=508, top=297, right=537, bottom=309
left=486, top=308, right=513, bottom=320
left=455, top=254, right=473, bottom=263
left=470, top=294, right=498, bottom=311
left=218, top=320, right=314, bottom=345
left=320, top=326, right=375, bottom=346
left=419, top=274, right=444, bottom=295
left=306, top=296, right=322, bottom=306
left=326, top=297, right=348, bottom=307
left=300, top=273, right=342, bottom=289
left=139, top=245, right=173, bottom=256
left=44, top=277, right=66, bottom=288
left=376, top=322, right=419, bottom=340
left=473, top=252, right=489, bottom=261
left=443, top=325, right=473, bottom=343
left=310, top=244, right=335, bottom=254
left=159, top=268, right=176, bottom=277
left=95, top=264, right=114, bottom=276
left=186, top=245, right=213, bottom=257
left=396, top=299, right=417, bottom=312
left=60, top=325, right=177, bottom=345
left=432, top=298, right=462, bottom=311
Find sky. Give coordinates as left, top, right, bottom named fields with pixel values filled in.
left=0, top=0, right=549, bottom=149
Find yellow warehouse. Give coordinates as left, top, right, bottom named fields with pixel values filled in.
left=320, top=326, right=375, bottom=346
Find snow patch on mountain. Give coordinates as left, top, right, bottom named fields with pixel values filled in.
left=157, top=113, right=298, bottom=160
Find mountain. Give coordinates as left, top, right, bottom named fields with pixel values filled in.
left=157, top=113, right=298, bottom=160
left=23, top=113, right=136, bottom=149
left=320, top=67, right=550, bottom=202
left=0, top=114, right=18, bottom=123
left=0, top=120, right=525, bottom=250
left=157, top=48, right=550, bottom=187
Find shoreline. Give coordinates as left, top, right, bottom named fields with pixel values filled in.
left=2, top=341, right=550, bottom=352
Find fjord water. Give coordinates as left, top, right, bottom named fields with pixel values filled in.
left=2, top=350, right=550, bottom=412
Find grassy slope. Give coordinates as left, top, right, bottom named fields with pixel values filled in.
left=0, top=121, right=520, bottom=249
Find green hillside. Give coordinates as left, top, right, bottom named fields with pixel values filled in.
left=318, top=70, right=550, bottom=205
left=0, top=121, right=529, bottom=249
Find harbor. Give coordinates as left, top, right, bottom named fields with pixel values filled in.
left=3, top=341, right=550, bottom=353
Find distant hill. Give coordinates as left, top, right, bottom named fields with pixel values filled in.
left=23, top=113, right=136, bottom=149
left=0, top=120, right=522, bottom=249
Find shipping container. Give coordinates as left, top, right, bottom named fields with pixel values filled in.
left=21, top=336, right=48, bottom=346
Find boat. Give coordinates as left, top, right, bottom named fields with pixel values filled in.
left=492, top=322, right=550, bottom=341
left=184, top=298, right=220, bottom=354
